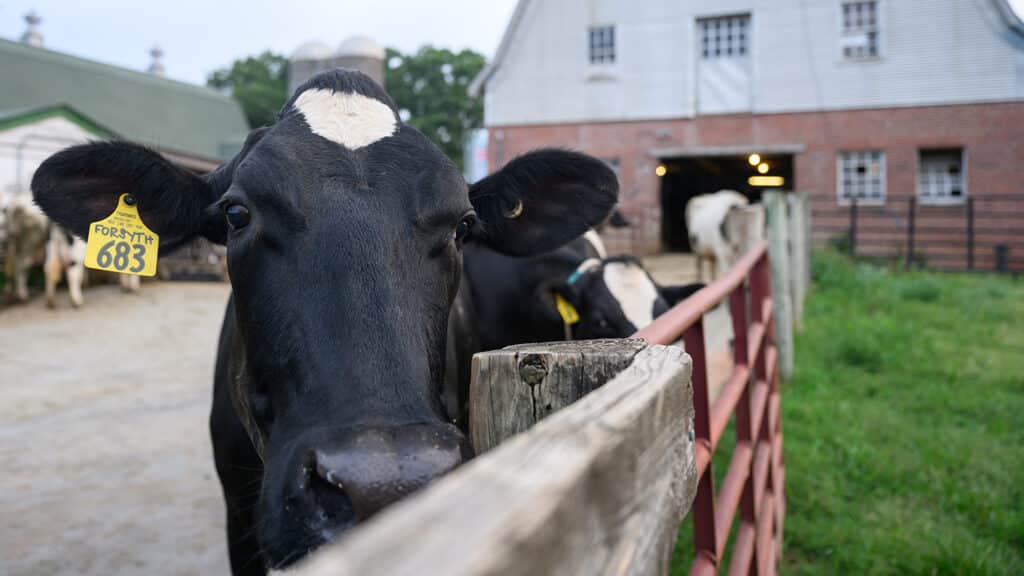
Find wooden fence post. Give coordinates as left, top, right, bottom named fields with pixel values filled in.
left=764, top=192, right=795, bottom=380
left=469, top=338, right=648, bottom=453
left=786, top=192, right=808, bottom=329
left=292, top=344, right=697, bottom=576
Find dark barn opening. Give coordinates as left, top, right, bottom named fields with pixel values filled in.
left=659, top=154, right=794, bottom=252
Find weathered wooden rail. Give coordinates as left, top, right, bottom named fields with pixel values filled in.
left=635, top=240, right=784, bottom=576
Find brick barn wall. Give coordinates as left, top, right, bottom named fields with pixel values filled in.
left=487, top=101, right=1024, bottom=264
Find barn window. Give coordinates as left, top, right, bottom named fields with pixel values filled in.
left=588, top=25, right=616, bottom=65
left=840, top=1, right=880, bottom=59
left=699, top=15, right=750, bottom=59
left=918, top=149, right=965, bottom=204
left=838, top=150, right=885, bottom=203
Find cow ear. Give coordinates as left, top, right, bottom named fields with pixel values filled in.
left=606, top=210, right=631, bottom=228
left=659, top=283, right=705, bottom=307
left=32, top=141, right=223, bottom=253
left=468, top=149, right=618, bottom=256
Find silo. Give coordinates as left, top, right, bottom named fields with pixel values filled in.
left=333, top=36, right=386, bottom=86
left=288, top=41, right=335, bottom=94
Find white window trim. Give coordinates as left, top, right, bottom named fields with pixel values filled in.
left=917, top=148, right=968, bottom=206
left=836, top=151, right=886, bottom=206
left=836, top=0, right=885, bottom=63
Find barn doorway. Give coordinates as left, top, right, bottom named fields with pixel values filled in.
left=659, top=153, right=794, bottom=252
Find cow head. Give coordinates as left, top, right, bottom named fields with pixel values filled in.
left=544, top=255, right=703, bottom=338
left=31, top=70, right=617, bottom=569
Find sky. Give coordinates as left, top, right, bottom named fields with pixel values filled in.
left=0, top=0, right=519, bottom=85
left=0, top=0, right=1022, bottom=87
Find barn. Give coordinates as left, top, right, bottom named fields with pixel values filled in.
left=0, top=13, right=249, bottom=275
left=471, top=0, right=1024, bottom=271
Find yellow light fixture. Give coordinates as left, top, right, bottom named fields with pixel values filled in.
left=748, top=175, right=785, bottom=187
left=757, top=162, right=770, bottom=174
left=655, top=164, right=667, bottom=177
left=748, top=153, right=761, bottom=166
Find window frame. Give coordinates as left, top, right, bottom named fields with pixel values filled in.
left=697, top=14, right=751, bottom=61
left=838, top=0, right=884, bottom=62
left=836, top=150, right=887, bottom=206
left=588, top=24, right=616, bottom=66
left=917, top=148, right=967, bottom=206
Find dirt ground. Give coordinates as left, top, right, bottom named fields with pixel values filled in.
left=0, top=282, right=232, bottom=576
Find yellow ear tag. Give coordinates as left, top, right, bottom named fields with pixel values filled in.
left=554, top=293, right=580, bottom=325
left=84, top=194, right=159, bottom=277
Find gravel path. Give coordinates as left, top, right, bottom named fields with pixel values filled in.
left=0, top=282, right=232, bottom=576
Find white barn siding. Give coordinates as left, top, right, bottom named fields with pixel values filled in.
left=482, top=0, right=1024, bottom=127
left=0, top=116, right=98, bottom=206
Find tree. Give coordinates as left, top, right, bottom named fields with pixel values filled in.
left=384, top=46, right=486, bottom=171
left=208, top=52, right=289, bottom=129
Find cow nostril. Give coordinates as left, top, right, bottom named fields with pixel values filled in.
left=306, top=460, right=355, bottom=524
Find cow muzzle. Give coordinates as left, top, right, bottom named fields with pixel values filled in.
left=265, top=422, right=470, bottom=566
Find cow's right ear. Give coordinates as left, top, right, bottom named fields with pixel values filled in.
left=32, top=141, right=222, bottom=253
left=468, top=149, right=618, bottom=257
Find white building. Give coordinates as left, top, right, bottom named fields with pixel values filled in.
left=472, top=0, right=1024, bottom=268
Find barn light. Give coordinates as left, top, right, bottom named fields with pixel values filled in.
left=655, top=164, right=667, bottom=177
left=748, top=153, right=761, bottom=166
left=748, top=175, right=785, bottom=187
left=757, top=162, right=770, bottom=174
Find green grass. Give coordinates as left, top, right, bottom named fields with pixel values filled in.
left=671, top=251, right=1024, bottom=575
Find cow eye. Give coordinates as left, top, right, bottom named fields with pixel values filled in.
left=454, top=213, right=477, bottom=244
left=225, top=204, right=251, bottom=230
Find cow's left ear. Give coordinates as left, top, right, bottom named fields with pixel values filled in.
left=659, top=283, right=705, bottom=307
left=468, top=149, right=618, bottom=256
left=32, top=141, right=221, bottom=253
left=32, top=128, right=269, bottom=253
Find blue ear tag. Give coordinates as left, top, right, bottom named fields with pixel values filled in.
left=567, top=270, right=583, bottom=285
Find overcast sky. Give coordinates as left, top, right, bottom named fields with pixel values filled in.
left=0, top=0, right=519, bottom=85
left=1, top=0, right=1022, bottom=86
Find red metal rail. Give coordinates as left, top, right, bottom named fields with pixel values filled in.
left=634, top=241, right=785, bottom=576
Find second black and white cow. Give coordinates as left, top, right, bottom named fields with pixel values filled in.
left=439, top=237, right=703, bottom=425
left=467, top=230, right=703, bottom=349
left=31, top=69, right=618, bottom=575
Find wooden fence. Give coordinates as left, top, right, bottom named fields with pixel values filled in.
left=285, top=240, right=783, bottom=576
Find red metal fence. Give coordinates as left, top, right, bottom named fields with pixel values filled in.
left=634, top=241, right=784, bottom=576
left=812, top=194, right=1024, bottom=272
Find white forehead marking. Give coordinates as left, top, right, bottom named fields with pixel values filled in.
left=292, top=88, right=397, bottom=149
left=582, top=230, right=608, bottom=259
left=603, top=261, right=659, bottom=330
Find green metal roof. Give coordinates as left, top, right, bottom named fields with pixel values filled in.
left=0, top=37, right=249, bottom=161
left=0, top=103, right=117, bottom=138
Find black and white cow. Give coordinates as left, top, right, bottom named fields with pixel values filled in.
left=31, top=69, right=618, bottom=575
left=440, top=237, right=703, bottom=425
left=463, top=239, right=702, bottom=351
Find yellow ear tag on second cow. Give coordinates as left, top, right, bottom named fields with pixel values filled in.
left=84, top=194, right=159, bottom=277
left=554, top=293, right=580, bottom=325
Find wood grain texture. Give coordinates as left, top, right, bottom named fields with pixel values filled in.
left=288, top=345, right=696, bottom=576
left=470, top=338, right=648, bottom=453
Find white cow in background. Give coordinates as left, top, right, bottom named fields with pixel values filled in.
left=3, top=195, right=140, bottom=308
left=3, top=195, right=48, bottom=302
left=43, top=226, right=87, bottom=308
left=44, top=225, right=141, bottom=308
left=686, top=190, right=765, bottom=281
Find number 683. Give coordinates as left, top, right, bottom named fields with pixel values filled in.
left=96, top=240, right=147, bottom=273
